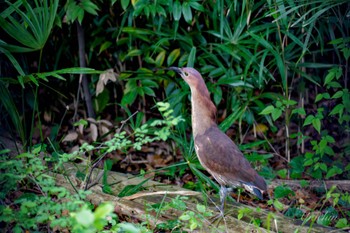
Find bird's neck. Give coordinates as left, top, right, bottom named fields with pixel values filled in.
left=190, top=88, right=217, bottom=137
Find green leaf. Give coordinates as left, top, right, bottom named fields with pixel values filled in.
left=75, top=209, right=94, bottom=227
left=219, top=107, right=244, bottom=132
left=271, top=108, right=283, bottom=121
left=273, top=199, right=284, bottom=211
left=277, top=169, right=287, bottom=179
left=121, top=91, right=137, bottom=106
left=167, top=48, right=181, bottom=66
left=326, top=166, right=342, bottom=179
left=126, top=49, right=142, bottom=57
left=179, top=213, right=191, bottom=221
left=189, top=1, right=205, bottom=11
left=292, top=107, right=306, bottom=116
left=196, top=204, right=206, bottom=213
left=213, top=85, right=222, bottom=105
left=182, top=2, right=192, bottom=23
left=274, top=185, right=295, bottom=199
left=94, top=203, right=113, bottom=220
left=312, top=118, right=321, bottom=134
left=173, top=0, right=181, bottom=21
left=259, top=105, right=275, bottom=115
left=319, top=163, right=327, bottom=172
left=155, top=50, right=166, bottom=67
left=299, top=180, right=309, bottom=188
left=187, top=47, right=196, bottom=67
left=329, top=104, right=344, bottom=116
left=81, top=0, right=100, bottom=15
left=331, top=90, right=343, bottom=99
left=118, top=178, right=149, bottom=197
left=303, top=115, right=315, bottom=126
left=121, top=0, right=130, bottom=10
left=324, top=70, right=335, bottom=86
left=335, top=218, right=348, bottom=229
left=303, top=158, right=313, bottom=167
left=315, top=93, right=323, bottom=102
left=143, top=87, right=155, bottom=96
left=99, top=41, right=112, bottom=54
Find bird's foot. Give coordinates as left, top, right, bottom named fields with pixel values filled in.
left=209, top=207, right=225, bottom=225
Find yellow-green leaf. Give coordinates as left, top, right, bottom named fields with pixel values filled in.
left=167, top=48, right=180, bottom=66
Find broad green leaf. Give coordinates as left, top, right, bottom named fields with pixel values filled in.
left=273, top=199, right=284, bottom=211
left=121, top=91, right=137, bottom=106
left=219, top=107, right=244, bottom=132
left=324, top=70, right=335, bottom=86
left=303, top=158, right=313, bottom=167
left=75, top=209, right=94, bottom=227
left=325, top=135, right=335, bottom=143
left=143, top=87, right=155, bottom=96
left=331, top=90, right=343, bottom=99
left=315, top=93, right=323, bottom=102
left=277, top=169, right=287, bottom=179
left=335, top=218, right=348, bottom=229
left=189, top=1, right=205, bottom=11
left=312, top=118, right=321, bottom=134
left=303, top=115, right=314, bottom=126
left=259, top=105, right=275, bottom=115
left=292, top=108, right=306, bottom=116
left=179, top=213, right=191, bottom=221
left=187, top=47, right=196, bottom=67
left=274, top=185, right=295, bottom=199
left=121, top=0, right=130, bottom=10
left=56, top=67, right=101, bottom=74
left=126, top=49, right=142, bottom=57
left=319, top=163, right=327, bottom=172
left=272, top=108, right=283, bottom=121
left=81, top=0, right=100, bottom=15
left=173, top=0, right=181, bottom=21
left=196, top=204, right=206, bottom=213
left=167, top=48, right=181, bottom=66
left=213, top=85, right=222, bottom=105
left=155, top=50, right=166, bottom=67
left=329, top=104, right=344, bottom=116
left=182, top=2, right=192, bottom=23
left=118, top=178, right=150, bottom=197
left=141, top=79, right=158, bottom=87
left=99, top=41, right=112, bottom=54
left=94, top=203, right=113, bottom=219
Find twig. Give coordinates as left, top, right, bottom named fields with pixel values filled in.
left=117, top=110, right=139, bottom=133
left=122, top=190, right=200, bottom=200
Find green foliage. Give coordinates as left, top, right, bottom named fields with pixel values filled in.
left=70, top=203, right=116, bottom=233
left=65, top=0, right=99, bottom=24
left=1, top=0, right=349, bottom=230
left=178, top=203, right=213, bottom=231
left=0, top=0, right=59, bottom=74
left=102, top=102, right=183, bottom=153
left=0, top=148, right=90, bottom=232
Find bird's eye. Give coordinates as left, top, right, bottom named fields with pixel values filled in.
left=184, top=72, right=189, bottom=76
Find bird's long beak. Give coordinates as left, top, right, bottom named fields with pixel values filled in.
left=167, top=67, right=182, bottom=74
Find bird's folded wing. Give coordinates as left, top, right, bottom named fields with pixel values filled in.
left=194, top=126, right=258, bottom=185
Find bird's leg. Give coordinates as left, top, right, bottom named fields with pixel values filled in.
left=209, top=186, right=228, bottom=226
left=219, top=186, right=227, bottom=214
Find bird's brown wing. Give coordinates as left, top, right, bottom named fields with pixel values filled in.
left=194, top=126, right=266, bottom=191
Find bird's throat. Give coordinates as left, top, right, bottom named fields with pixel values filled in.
left=190, top=90, right=217, bottom=137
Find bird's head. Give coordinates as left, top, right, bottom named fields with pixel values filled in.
left=169, top=67, right=204, bottom=88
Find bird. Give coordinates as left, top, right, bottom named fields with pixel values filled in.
left=169, top=67, right=267, bottom=214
